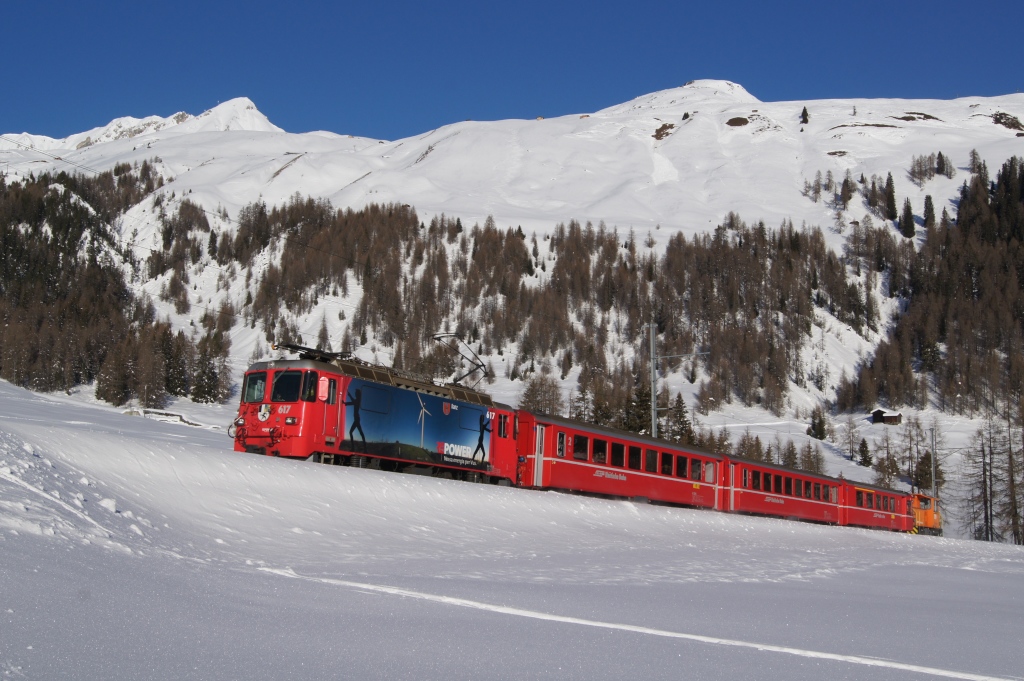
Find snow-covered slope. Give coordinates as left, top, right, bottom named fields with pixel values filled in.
left=1, top=380, right=1022, bottom=680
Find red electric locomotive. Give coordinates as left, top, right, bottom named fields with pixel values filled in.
left=229, top=344, right=936, bottom=535
left=229, top=344, right=519, bottom=482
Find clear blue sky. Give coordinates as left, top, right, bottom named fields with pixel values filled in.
left=5, top=0, right=1022, bottom=141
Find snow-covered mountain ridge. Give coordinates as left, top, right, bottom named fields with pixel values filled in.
left=4, top=80, right=1022, bottom=249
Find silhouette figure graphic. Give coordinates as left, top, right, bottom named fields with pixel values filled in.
left=345, top=388, right=367, bottom=452
left=472, top=414, right=492, bottom=461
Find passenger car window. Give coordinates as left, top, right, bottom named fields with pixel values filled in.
left=593, top=439, right=608, bottom=465
left=704, top=462, right=715, bottom=483
left=690, top=458, right=702, bottom=480
left=557, top=432, right=566, bottom=458
left=645, top=449, right=658, bottom=473
left=661, top=452, right=673, bottom=476
left=628, top=446, right=642, bottom=470
left=784, top=477, right=793, bottom=496
left=573, top=435, right=589, bottom=461
left=611, top=442, right=625, bottom=467
left=676, top=456, right=688, bottom=478
left=752, top=470, right=761, bottom=490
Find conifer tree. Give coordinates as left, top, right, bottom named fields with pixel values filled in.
left=899, top=198, right=915, bottom=238
left=622, top=378, right=652, bottom=436
left=806, top=405, right=828, bottom=440
left=923, top=195, right=936, bottom=229
left=858, top=438, right=872, bottom=467
left=666, top=393, right=695, bottom=444
left=884, top=173, right=898, bottom=221
left=781, top=440, right=799, bottom=468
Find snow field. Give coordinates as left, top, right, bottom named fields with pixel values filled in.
left=1, top=380, right=1022, bottom=679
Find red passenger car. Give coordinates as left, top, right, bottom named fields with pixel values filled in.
left=840, top=480, right=914, bottom=532
left=517, top=413, right=725, bottom=509
left=726, top=458, right=840, bottom=524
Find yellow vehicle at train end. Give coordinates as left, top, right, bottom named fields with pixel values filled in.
left=912, top=494, right=943, bottom=536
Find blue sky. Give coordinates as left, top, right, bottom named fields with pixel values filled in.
left=6, top=0, right=1022, bottom=141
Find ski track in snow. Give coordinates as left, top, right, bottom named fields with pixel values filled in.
left=262, top=566, right=1017, bottom=681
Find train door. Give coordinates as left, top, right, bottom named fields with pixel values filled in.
left=318, top=375, right=341, bottom=450
left=728, top=463, right=736, bottom=512
left=534, top=424, right=547, bottom=487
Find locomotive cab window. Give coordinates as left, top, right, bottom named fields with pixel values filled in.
left=628, top=446, right=642, bottom=470
left=593, top=439, right=608, bottom=464
left=611, top=442, right=625, bottom=467
left=243, top=372, right=267, bottom=403
left=301, top=371, right=319, bottom=402
left=573, top=435, right=590, bottom=461
left=271, top=371, right=303, bottom=402
left=498, top=414, right=509, bottom=438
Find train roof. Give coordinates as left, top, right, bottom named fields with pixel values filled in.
left=529, top=411, right=724, bottom=460
left=847, top=479, right=913, bottom=497
left=245, top=356, right=511, bottom=410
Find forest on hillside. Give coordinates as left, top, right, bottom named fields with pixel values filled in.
left=0, top=165, right=232, bottom=407
left=2, top=154, right=1023, bottom=540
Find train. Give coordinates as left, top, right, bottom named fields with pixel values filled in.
left=228, top=343, right=943, bottom=536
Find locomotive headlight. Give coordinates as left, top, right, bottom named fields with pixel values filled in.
left=234, top=417, right=245, bottom=426
left=285, top=417, right=298, bottom=425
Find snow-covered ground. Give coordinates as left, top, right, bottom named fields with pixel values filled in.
left=1, top=380, right=1021, bottom=680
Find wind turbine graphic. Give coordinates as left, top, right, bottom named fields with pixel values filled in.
left=416, top=393, right=431, bottom=449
